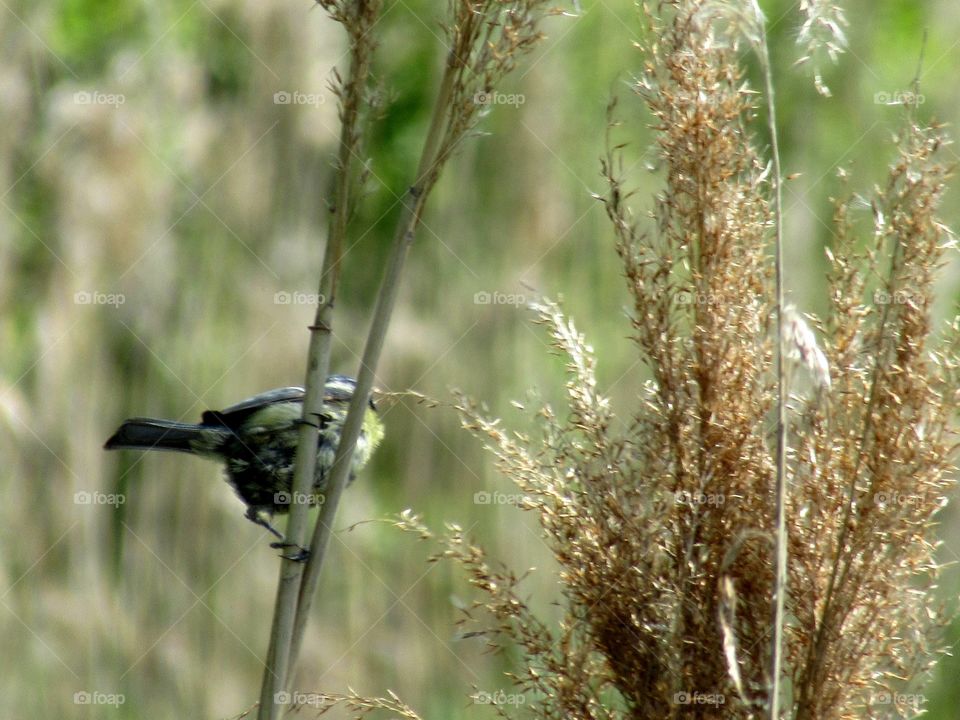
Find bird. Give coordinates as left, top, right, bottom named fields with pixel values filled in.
left=104, top=375, right=384, bottom=553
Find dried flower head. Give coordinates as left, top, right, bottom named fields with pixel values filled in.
left=796, top=0, right=849, bottom=96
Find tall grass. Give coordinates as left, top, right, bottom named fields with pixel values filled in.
left=2, top=0, right=960, bottom=718
left=397, top=2, right=958, bottom=718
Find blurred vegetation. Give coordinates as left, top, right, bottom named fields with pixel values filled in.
left=1, top=0, right=959, bottom=718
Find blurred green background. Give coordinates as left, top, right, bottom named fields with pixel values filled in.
left=2, top=0, right=959, bottom=717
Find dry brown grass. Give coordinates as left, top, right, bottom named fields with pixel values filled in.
left=392, top=2, right=958, bottom=718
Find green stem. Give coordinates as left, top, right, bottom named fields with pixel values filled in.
left=257, top=17, right=372, bottom=719
left=754, top=9, right=787, bottom=718
left=286, top=52, right=458, bottom=674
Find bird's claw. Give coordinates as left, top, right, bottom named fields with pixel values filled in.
left=270, top=541, right=311, bottom=562
left=246, top=507, right=284, bottom=539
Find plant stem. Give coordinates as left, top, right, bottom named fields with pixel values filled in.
left=753, top=5, right=787, bottom=717
left=286, top=52, right=458, bottom=675
left=257, top=19, right=371, bottom=719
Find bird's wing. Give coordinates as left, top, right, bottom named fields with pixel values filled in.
left=323, top=375, right=358, bottom=403
left=202, top=387, right=305, bottom=428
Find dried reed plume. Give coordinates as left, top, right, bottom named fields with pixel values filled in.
left=397, top=1, right=957, bottom=718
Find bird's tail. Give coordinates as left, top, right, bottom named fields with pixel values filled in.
left=104, top=419, right=208, bottom=453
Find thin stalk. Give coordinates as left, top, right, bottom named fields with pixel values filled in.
left=752, top=6, right=787, bottom=717
left=257, top=19, right=373, bottom=719
left=286, top=52, right=458, bottom=675
left=796, top=42, right=927, bottom=719
left=795, top=151, right=906, bottom=720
